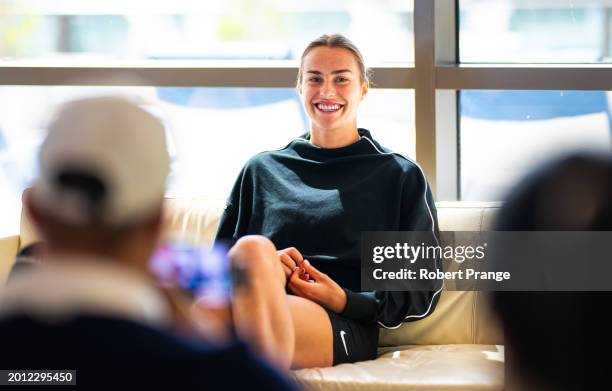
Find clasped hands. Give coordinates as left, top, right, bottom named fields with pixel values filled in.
left=277, top=247, right=347, bottom=314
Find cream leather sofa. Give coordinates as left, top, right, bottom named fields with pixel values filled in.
left=0, top=199, right=504, bottom=391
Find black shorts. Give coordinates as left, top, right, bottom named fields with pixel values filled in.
left=325, top=309, right=379, bottom=365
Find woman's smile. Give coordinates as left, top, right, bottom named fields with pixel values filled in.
left=313, top=100, right=345, bottom=114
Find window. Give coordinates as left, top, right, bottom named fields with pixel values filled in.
left=0, top=0, right=414, bottom=63
left=460, top=0, right=612, bottom=63
left=455, top=0, right=612, bottom=200
left=460, top=90, right=612, bottom=200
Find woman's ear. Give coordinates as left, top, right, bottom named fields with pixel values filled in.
left=361, top=80, right=369, bottom=100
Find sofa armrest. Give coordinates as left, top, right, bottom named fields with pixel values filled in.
left=0, top=235, right=20, bottom=286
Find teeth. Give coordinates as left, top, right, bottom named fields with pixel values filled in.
left=317, top=103, right=341, bottom=112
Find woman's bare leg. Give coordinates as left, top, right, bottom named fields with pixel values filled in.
left=228, top=236, right=334, bottom=369
left=229, top=236, right=295, bottom=369
left=287, top=295, right=334, bottom=369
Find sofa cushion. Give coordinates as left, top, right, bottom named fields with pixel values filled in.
left=162, top=198, right=227, bottom=245
left=381, top=291, right=470, bottom=346
left=18, top=197, right=228, bottom=251
left=436, top=201, right=501, bottom=231
left=293, top=344, right=504, bottom=391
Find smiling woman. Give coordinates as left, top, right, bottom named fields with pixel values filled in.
left=213, top=34, right=441, bottom=370
left=296, top=35, right=370, bottom=148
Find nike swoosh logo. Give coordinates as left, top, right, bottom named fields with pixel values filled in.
left=340, top=330, right=349, bottom=356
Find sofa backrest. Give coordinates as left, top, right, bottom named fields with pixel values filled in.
left=13, top=198, right=503, bottom=346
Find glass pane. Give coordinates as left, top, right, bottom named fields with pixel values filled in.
left=460, top=90, right=612, bottom=201
left=0, top=86, right=414, bottom=236
left=460, top=0, right=612, bottom=63
left=0, top=0, right=414, bottom=63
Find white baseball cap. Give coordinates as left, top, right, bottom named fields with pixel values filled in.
left=32, top=96, right=170, bottom=226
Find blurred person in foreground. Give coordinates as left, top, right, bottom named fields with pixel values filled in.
left=0, top=97, right=296, bottom=390
left=492, top=153, right=612, bottom=391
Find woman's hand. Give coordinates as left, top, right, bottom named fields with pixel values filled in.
left=287, top=260, right=347, bottom=313
left=277, top=247, right=309, bottom=281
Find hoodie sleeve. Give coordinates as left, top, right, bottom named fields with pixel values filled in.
left=340, top=165, right=442, bottom=328
left=215, top=165, right=253, bottom=245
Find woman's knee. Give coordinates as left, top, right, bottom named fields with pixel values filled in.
left=230, top=235, right=276, bottom=263
left=229, top=235, right=284, bottom=283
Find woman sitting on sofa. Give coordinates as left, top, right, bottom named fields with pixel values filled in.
left=215, top=34, right=441, bottom=369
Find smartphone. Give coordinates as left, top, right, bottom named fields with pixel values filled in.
left=150, top=241, right=231, bottom=306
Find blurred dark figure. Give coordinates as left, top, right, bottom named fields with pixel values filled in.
left=493, top=153, right=612, bottom=391
left=0, top=97, right=296, bottom=390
